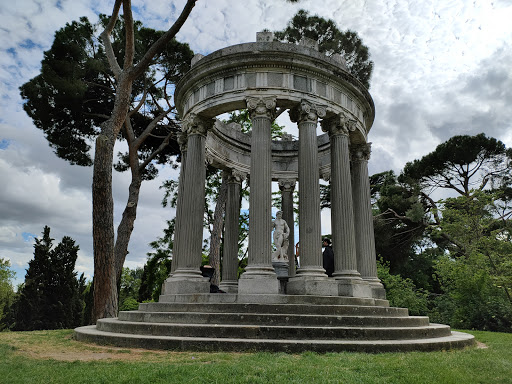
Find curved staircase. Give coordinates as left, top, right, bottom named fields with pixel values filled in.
left=74, top=294, right=474, bottom=353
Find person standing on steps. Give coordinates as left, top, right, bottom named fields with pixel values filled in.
left=322, top=238, right=334, bottom=277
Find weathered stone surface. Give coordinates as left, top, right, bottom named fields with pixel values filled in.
left=174, top=41, right=374, bottom=144
left=74, top=296, right=475, bottom=353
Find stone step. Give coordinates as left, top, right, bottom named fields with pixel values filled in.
left=74, top=325, right=475, bottom=353
left=137, top=302, right=406, bottom=317
left=97, top=318, right=447, bottom=340
left=158, top=293, right=388, bottom=307
left=118, top=311, right=425, bottom=328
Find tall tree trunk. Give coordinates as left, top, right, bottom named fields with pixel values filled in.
left=208, top=172, right=228, bottom=287
left=92, top=132, right=118, bottom=322
left=92, top=74, right=133, bottom=322
left=92, top=0, right=196, bottom=322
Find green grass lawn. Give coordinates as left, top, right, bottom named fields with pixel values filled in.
left=0, top=329, right=511, bottom=383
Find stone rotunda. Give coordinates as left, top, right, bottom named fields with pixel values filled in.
left=75, top=33, right=474, bottom=352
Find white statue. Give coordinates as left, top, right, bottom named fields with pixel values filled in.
left=272, top=211, right=290, bottom=262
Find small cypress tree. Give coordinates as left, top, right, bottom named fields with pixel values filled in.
left=13, top=226, right=83, bottom=330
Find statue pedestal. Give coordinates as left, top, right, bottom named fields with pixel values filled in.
left=272, top=261, right=289, bottom=277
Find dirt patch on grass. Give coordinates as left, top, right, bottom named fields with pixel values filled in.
left=0, top=331, right=216, bottom=362
left=476, top=341, right=488, bottom=349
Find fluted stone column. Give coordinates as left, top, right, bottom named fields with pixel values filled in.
left=288, top=100, right=337, bottom=296
left=238, top=96, right=279, bottom=294
left=279, top=178, right=296, bottom=277
left=351, top=143, right=386, bottom=299
left=219, top=170, right=245, bottom=293
left=169, top=131, right=188, bottom=276
left=163, top=114, right=213, bottom=295
left=321, top=113, right=371, bottom=298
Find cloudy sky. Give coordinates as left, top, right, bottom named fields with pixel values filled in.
left=1, top=0, right=511, bottom=286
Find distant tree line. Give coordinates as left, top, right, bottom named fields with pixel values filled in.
left=365, top=133, right=511, bottom=331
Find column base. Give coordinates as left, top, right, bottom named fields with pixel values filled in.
left=162, top=270, right=210, bottom=295
left=336, top=278, right=372, bottom=298
left=294, top=266, right=327, bottom=278
left=218, top=280, right=238, bottom=294
left=287, top=276, right=338, bottom=296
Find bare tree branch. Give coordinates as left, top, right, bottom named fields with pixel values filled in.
left=122, top=0, right=135, bottom=69
left=100, top=0, right=123, bottom=77
left=132, top=0, right=197, bottom=79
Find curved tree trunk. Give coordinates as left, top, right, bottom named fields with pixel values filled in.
left=92, top=0, right=196, bottom=322
left=208, top=172, right=228, bottom=287
left=114, top=175, right=142, bottom=291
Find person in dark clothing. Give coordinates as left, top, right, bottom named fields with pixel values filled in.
left=322, top=238, right=334, bottom=277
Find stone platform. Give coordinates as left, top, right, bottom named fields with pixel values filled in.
left=74, top=294, right=474, bottom=353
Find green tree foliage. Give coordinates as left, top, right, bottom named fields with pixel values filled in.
left=274, top=9, right=373, bottom=88
left=20, top=15, right=192, bottom=169
left=401, top=133, right=512, bottom=197
left=369, top=133, right=512, bottom=331
left=118, top=267, right=143, bottom=310
left=377, top=259, right=428, bottom=316
left=0, top=258, right=16, bottom=330
left=434, top=251, right=512, bottom=332
left=20, top=8, right=195, bottom=320
left=428, top=191, right=512, bottom=331
left=12, top=226, right=84, bottom=330
left=138, top=214, right=175, bottom=302
left=370, top=171, right=436, bottom=290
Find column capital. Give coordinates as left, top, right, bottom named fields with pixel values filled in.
left=321, top=112, right=357, bottom=137
left=351, top=142, right=372, bottom=162
left=177, top=131, right=188, bottom=152
left=246, top=96, right=277, bottom=119
left=289, top=100, right=326, bottom=124
left=181, top=113, right=214, bottom=136
left=320, top=171, right=331, bottom=182
left=226, top=169, right=247, bottom=184
left=278, top=178, right=296, bottom=192
left=205, top=151, right=215, bottom=165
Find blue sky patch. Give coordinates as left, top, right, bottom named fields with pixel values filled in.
left=22, top=232, right=36, bottom=242
left=19, top=39, right=39, bottom=50
left=0, top=139, right=10, bottom=149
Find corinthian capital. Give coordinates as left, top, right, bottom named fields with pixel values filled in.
left=226, top=169, right=247, bottom=184
left=350, top=142, right=372, bottom=162
left=321, top=112, right=357, bottom=137
left=177, top=131, right=188, bottom=152
left=246, top=96, right=277, bottom=119
left=289, top=100, right=327, bottom=124
left=181, top=113, right=214, bottom=136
